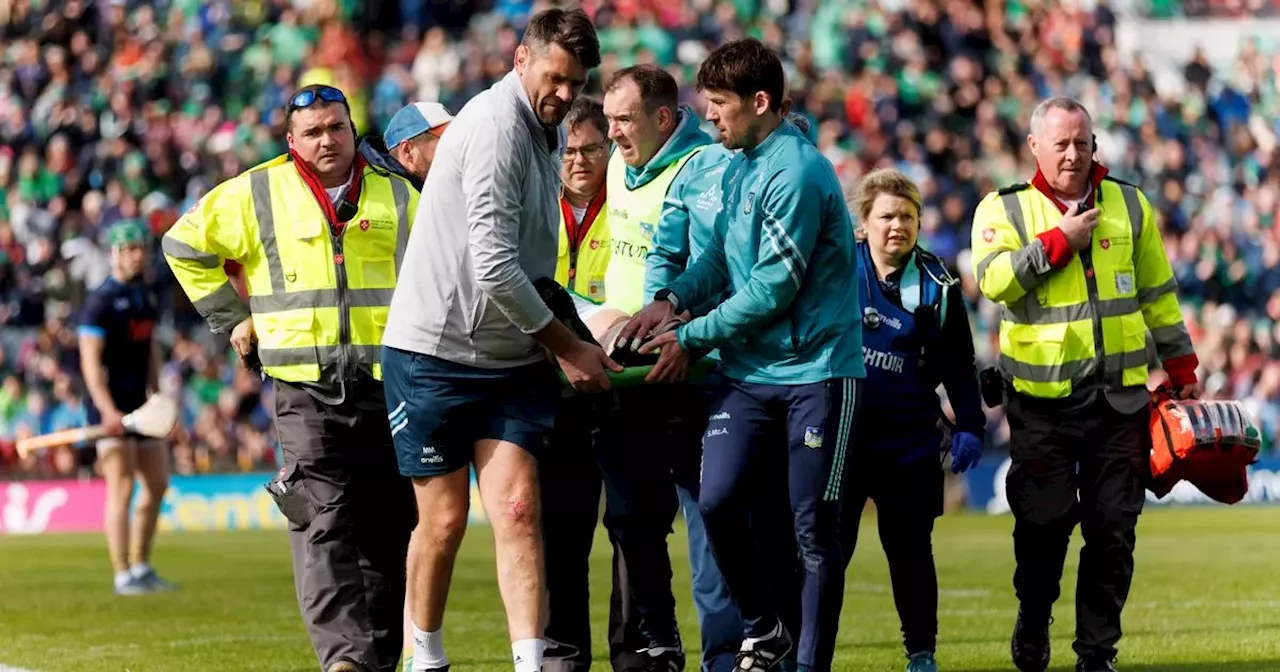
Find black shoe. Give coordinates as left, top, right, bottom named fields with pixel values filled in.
left=1011, top=610, right=1052, bottom=672
left=734, top=623, right=793, bottom=672
left=1077, top=656, right=1118, bottom=672
left=615, top=651, right=651, bottom=672
left=639, top=647, right=686, bottom=672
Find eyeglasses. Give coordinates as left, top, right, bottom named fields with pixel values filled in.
left=288, top=86, right=347, bottom=111
left=562, top=142, right=608, bottom=163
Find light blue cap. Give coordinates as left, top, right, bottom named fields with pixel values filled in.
left=384, top=102, right=453, bottom=148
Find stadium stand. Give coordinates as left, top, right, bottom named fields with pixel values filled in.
left=0, top=0, right=1277, bottom=480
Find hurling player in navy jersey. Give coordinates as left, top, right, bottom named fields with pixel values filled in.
left=78, top=220, right=177, bottom=596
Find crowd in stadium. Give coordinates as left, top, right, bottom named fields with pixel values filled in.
left=0, top=0, right=1277, bottom=479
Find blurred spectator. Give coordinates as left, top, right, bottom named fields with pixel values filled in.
left=2, top=0, right=1279, bottom=481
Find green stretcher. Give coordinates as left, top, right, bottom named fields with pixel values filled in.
left=557, top=357, right=717, bottom=388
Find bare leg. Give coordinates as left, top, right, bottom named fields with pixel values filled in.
left=474, top=438, right=544, bottom=642
left=130, top=440, right=170, bottom=567
left=98, top=440, right=137, bottom=575
left=408, top=467, right=470, bottom=632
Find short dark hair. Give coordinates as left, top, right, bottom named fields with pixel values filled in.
left=605, top=64, right=679, bottom=116
left=695, top=38, right=785, bottom=113
left=564, top=96, right=607, bottom=137
left=521, top=7, right=601, bottom=70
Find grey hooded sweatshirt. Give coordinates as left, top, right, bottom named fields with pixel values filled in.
left=382, top=69, right=565, bottom=368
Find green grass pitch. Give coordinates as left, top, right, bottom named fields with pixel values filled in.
left=1, top=507, right=1278, bottom=671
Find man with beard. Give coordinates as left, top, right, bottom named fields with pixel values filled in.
left=378, top=9, right=616, bottom=672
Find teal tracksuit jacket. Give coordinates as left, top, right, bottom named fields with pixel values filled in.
left=657, top=120, right=866, bottom=385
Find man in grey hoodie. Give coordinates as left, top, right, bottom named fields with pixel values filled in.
left=380, top=9, right=616, bottom=672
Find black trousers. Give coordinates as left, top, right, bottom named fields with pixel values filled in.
left=841, top=453, right=944, bottom=656
left=1005, top=392, right=1150, bottom=661
left=541, top=395, right=648, bottom=672
left=594, top=384, right=705, bottom=654
left=270, top=379, right=416, bottom=672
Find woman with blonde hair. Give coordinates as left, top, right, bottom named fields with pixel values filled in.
left=841, top=168, right=987, bottom=672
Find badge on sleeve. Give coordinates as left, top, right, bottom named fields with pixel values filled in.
left=1115, top=271, right=1134, bottom=294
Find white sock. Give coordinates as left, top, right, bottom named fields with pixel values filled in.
left=113, top=570, right=133, bottom=587
left=412, top=623, right=448, bottom=671
left=512, top=638, right=544, bottom=672
left=742, top=620, right=782, bottom=648
left=128, top=562, right=152, bottom=578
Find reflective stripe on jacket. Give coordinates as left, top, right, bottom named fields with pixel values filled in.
left=163, top=154, right=418, bottom=386
left=969, top=175, right=1194, bottom=400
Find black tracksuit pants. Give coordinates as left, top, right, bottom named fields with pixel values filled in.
left=594, top=384, right=705, bottom=656
left=841, top=452, right=944, bottom=657
left=1004, top=391, right=1151, bottom=662
left=541, top=394, right=652, bottom=672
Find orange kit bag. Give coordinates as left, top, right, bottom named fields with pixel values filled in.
left=1147, top=387, right=1262, bottom=504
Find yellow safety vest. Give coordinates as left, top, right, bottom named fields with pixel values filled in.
left=603, top=146, right=703, bottom=314
left=555, top=190, right=611, bottom=303
left=162, top=154, right=418, bottom=385
left=970, top=177, right=1192, bottom=399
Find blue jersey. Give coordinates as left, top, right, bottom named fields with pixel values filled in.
left=663, top=121, right=865, bottom=385
left=855, top=242, right=985, bottom=462
left=78, top=276, right=159, bottom=415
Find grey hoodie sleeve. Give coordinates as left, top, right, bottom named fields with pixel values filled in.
left=460, top=113, right=555, bottom=335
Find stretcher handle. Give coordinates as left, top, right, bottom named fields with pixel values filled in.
left=557, top=359, right=717, bottom=388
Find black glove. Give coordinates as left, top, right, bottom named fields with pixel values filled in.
left=242, top=342, right=263, bottom=374
left=979, top=366, right=1004, bottom=408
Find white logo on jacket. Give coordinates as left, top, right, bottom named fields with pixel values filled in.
left=863, top=347, right=905, bottom=374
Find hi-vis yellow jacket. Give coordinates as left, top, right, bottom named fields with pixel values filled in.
left=162, top=154, right=417, bottom=386
left=555, top=189, right=610, bottom=303
left=970, top=175, right=1197, bottom=400
left=603, top=146, right=702, bottom=314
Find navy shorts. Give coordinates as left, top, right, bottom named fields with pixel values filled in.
left=381, top=346, right=561, bottom=479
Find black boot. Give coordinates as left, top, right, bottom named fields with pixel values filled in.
left=1076, top=656, right=1118, bottom=672
left=1011, top=609, right=1053, bottom=672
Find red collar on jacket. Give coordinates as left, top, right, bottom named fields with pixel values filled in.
left=290, top=149, right=368, bottom=235
left=1030, top=161, right=1110, bottom=214
left=559, top=185, right=607, bottom=253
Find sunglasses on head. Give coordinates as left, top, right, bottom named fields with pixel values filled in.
left=289, top=86, right=347, bottom=111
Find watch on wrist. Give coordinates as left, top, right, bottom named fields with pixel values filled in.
left=654, top=288, right=680, bottom=313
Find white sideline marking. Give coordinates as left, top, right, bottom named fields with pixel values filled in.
left=0, top=664, right=40, bottom=672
